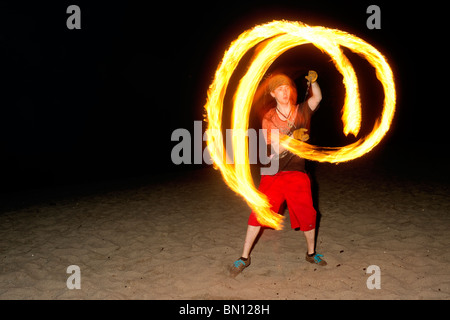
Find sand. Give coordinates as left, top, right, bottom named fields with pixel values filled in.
left=0, top=155, right=449, bottom=300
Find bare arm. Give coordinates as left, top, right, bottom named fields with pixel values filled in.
left=307, top=81, right=322, bottom=111
left=304, top=70, right=322, bottom=111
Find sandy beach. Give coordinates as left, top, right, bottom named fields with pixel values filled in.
left=0, top=151, right=449, bottom=300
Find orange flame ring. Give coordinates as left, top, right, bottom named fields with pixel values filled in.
left=204, top=21, right=396, bottom=229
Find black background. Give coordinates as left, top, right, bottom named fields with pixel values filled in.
left=0, top=0, right=448, bottom=194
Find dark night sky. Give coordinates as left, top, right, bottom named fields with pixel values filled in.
left=0, top=0, right=448, bottom=193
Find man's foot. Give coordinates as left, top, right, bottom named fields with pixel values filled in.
left=305, top=252, right=327, bottom=266
left=230, top=257, right=251, bottom=278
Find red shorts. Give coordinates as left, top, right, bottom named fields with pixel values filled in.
left=248, top=171, right=316, bottom=231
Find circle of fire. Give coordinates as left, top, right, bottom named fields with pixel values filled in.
left=204, top=20, right=396, bottom=229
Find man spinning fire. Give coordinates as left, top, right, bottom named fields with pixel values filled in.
left=230, top=71, right=327, bottom=278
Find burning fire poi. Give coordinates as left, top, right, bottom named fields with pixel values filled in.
left=204, top=20, right=396, bottom=230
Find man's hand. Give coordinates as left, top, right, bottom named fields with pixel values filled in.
left=305, top=70, right=318, bottom=85
left=293, top=128, right=310, bottom=141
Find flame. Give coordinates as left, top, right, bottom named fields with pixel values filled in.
left=204, top=20, right=396, bottom=230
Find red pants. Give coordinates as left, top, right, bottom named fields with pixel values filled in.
left=248, top=171, right=316, bottom=231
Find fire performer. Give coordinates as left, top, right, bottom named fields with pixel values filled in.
left=230, top=71, right=327, bottom=277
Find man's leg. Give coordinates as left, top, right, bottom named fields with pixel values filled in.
left=230, top=225, right=260, bottom=277
left=242, top=174, right=284, bottom=259
left=241, top=225, right=261, bottom=259
left=304, top=228, right=327, bottom=266
left=231, top=174, right=284, bottom=277
left=284, top=172, right=327, bottom=266
left=303, top=229, right=315, bottom=255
